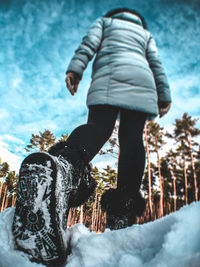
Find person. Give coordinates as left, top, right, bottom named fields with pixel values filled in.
left=64, top=7, right=171, bottom=229
left=12, top=8, right=171, bottom=266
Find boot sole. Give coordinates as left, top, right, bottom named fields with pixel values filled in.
left=12, top=152, right=70, bottom=266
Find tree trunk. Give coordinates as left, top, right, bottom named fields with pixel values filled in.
left=171, top=168, right=177, bottom=211
left=183, top=158, right=188, bottom=205
left=0, top=178, right=5, bottom=201
left=4, top=194, right=9, bottom=210
left=144, top=124, right=153, bottom=219
left=187, top=136, right=198, bottom=201
left=67, top=208, right=72, bottom=227
left=156, top=150, right=164, bottom=217
left=91, top=190, right=98, bottom=231
left=12, top=194, right=17, bottom=207
left=96, top=196, right=101, bottom=232
left=80, top=205, right=84, bottom=224
left=98, top=207, right=102, bottom=232
left=0, top=185, right=7, bottom=212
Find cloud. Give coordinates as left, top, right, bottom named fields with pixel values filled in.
left=152, top=4, right=200, bottom=78
left=2, top=135, right=24, bottom=145
left=12, top=78, right=22, bottom=88
left=163, top=74, right=200, bottom=128
left=0, top=0, right=200, bottom=169
left=0, top=141, right=22, bottom=172
left=92, top=154, right=118, bottom=171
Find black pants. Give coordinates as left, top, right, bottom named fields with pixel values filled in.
left=66, top=105, right=146, bottom=194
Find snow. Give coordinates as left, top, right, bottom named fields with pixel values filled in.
left=0, top=202, right=200, bottom=267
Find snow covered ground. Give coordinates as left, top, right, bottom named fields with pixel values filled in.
left=0, top=202, right=200, bottom=267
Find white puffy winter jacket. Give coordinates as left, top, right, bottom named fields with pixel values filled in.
left=67, top=12, right=171, bottom=120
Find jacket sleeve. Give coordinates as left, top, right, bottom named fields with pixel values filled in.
left=146, top=35, right=172, bottom=103
left=66, top=17, right=104, bottom=79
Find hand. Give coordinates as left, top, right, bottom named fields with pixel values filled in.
left=158, top=102, right=171, bottom=118
left=65, top=72, right=81, bottom=96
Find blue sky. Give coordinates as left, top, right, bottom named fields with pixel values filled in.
left=0, top=0, right=200, bottom=171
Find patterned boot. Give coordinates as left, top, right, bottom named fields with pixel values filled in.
left=48, top=141, right=97, bottom=208
left=101, top=189, right=146, bottom=230
left=12, top=143, right=96, bottom=266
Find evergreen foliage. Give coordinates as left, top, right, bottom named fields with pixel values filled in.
left=0, top=112, right=199, bottom=232
left=25, top=129, right=57, bottom=152
left=0, top=158, right=18, bottom=211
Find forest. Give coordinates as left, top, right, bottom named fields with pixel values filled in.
left=0, top=112, right=200, bottom=232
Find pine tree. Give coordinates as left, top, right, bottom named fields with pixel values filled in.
left=166, top=149, right=179, bottom=211
left=98, top=122, right=119, bottom=160
left=0, top=159, right=10, bottom=208
left=0, top=159, right=10, bottom=178
left=58, top=133, right=69, bottom=142
left=0, top=159, right=18, bottom=211
left=147, top=121, right=165, bottom=217
left=176, top=141, right=190, bottom=205
left=144, top=123, right=153, bottom=219
left=173, top=113, right=200, bottom=201
left=25, top=129, right=57, bottom=152
left=6, top=171, right=18, bottom=195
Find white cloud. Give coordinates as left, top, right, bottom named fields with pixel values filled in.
left=0, top=141, right=22, bottom=172
left=1, top=0, right=200, bottom=171
left=2, top=135, right=25, bottom=145
left=12, top=78, right=22, bottom=88
left=92, top=155, right=117, bottom=171
left=157, top=74, right=200, bottom=128
left=0, top=109, right=9, bottom=120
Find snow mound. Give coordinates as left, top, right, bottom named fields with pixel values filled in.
left=0, top=202, right=200, bottom=267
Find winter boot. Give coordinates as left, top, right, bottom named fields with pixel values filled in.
left=12, top=143, right=96, bottom=266
left=12, top=152, right=70, bottom=266
left=48, top=141, right=97, bottom=207
left=101, top=189, right=146, bottom=230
